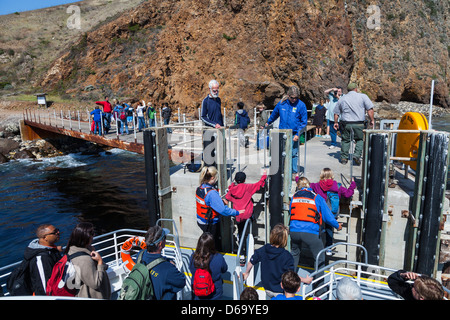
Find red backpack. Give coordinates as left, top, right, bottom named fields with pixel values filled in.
left=193, top=268, right=215, bottom=297
left=46, top=252, right=88, bottom=297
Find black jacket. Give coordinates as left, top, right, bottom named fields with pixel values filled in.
left=387, top=270, right=415, bottom=300
left=23, top=239, right=61, bottom=295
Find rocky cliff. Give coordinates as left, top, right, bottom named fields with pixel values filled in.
left=37, top=0, right=450, bottom=113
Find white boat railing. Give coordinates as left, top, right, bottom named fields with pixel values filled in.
left=232, top=218, right=255, bottom=300
left=301, top=242, right=401, bottom=300
left=0, top=220, right=184, bottom=298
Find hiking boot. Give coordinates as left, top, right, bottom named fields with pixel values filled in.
left=340, top=158, right=348, bottom=165
left=353, top=157, right=361, bottom=166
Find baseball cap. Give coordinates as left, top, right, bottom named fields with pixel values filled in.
left=235, top=172, right=246, bottom=184
left=147, top=226, right=170, bottom=247
left=347, top=82, right=358, bottom=90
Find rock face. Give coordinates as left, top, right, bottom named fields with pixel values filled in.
left=39, top=0, right=449, bottom=115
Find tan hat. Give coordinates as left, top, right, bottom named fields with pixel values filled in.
left=347, top=82, right=358, bottom=90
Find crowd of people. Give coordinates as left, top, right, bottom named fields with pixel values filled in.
left=4, top=80, right=445, bottom=301
left=89, top=96, right=168, bottom=136
left=6, top=167, right=445, bottom=300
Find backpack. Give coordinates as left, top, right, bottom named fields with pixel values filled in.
left=46, top=252, right=88, bottom=297
left=326, top=183, right=341, bottom=215
left=236, top=111, right=250, bottom=130
left=119, top=251, right=165, bottom=300
left=120, top=109, right=126, bottom=121
left=193, top=268, right=215, bottom=297
left=6, top=259, right=33, bottom=296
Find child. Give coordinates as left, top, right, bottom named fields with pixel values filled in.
left=196, top=166, right=243, bottom=250
left=271, top=270, right=310, bottom=300
left=312, top=98, right=326, bottom=137
left=235, top=102, right=251, bottom=147
left=189, top=232, right=228, bottom=300
left=240, top=287, right=259, bottom=300
left=225, top=170, right=267, bottom=260
left=242, top=223, right=294, bottom=300
left=309, top=168, right=356, bottom=247
left=90, top=105, right=103, bottom=135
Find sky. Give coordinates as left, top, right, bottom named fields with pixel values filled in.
left=0, top=0, right=82, bottom=16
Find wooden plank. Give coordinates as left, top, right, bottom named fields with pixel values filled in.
left=155, top=127, right=173, bottom=229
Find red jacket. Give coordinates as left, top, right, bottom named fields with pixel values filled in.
left=95, top=100, right=112, bottom=113
left=225, top=174, right=267, bottom=222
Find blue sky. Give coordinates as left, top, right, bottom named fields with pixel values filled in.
left=0, top=0, right=82, bottom=16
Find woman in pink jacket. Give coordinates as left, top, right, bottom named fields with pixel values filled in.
left=225, top=170, right=267, bottom=259
left=308, top=168, right=356, bottom=247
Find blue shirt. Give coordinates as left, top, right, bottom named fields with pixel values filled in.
left=139, top=251, right=186, bottom=300
left=289, top=187, right=340, bottom=235
left=113, top=105, right=125, bottom=120
left=250, top=244, right=294, bottom=293
left=90, top=108, right=102, bottom=122
left=201, top=95, right=224, bottom=127
left=272, top=294, right=303, bottom=300
left=267, top=98, right=308, bottom=135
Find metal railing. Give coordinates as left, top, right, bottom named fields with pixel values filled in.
left=0, top=219, right=183, bottom=298
left=301, top=258, right=400, bottom=300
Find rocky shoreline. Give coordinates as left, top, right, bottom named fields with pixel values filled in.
left=0, top=101, right=447, bottom=164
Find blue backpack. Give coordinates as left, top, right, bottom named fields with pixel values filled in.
left=326, top=183, right=341, bottom=214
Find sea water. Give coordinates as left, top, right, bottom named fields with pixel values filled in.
left=0, top=148, right=150, bottom=267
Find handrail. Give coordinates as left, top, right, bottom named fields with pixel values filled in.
left=235, top=218, right=253, bottom=267
left=302, top=258, right=399, bottom=300
left=314, top=242, right=368, bottom=271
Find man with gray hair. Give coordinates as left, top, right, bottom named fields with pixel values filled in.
left=336, top=277, right=363, bottom=300
left=201, top=79, right=224, bottom=128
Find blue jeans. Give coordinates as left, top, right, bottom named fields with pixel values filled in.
left=93, top=121, right=102, bottom=135
left=164, top=118, right=172, bottom=133
left=292, top=139, right=299, bottom=174
left=329, top=121, right=337, bottom=146
left=103, top=113, right=111, bottom=133
left=138, top=116, right=146, bottom=131
left=148, top=118, right=156, bottom=127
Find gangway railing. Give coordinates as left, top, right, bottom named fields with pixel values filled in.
left=232, top=218, right=254, bottom=300
left=302, top=255, right=400, bottom=300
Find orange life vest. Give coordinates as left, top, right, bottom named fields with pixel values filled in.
left=290, top=189, right=322, bottom=225
left=196, top=186, right=220, bottom=221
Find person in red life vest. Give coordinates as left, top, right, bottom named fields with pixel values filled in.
left=196, top=166, right=243, bottom=250
left=225, top=170, right=267, bottom=259
left=95, top=96, right=112, bottom=134
left=289, top=177, right=342, bottom=296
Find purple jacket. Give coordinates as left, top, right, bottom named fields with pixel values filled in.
left=309, top=179, right=356, bottom=200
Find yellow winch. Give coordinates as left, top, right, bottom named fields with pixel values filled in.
left=395, top=112, right=429, bottom=170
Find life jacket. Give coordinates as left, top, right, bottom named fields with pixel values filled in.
left=290, top=189, right=322, bottom=225
left=196, top=186, right=219, bottom=222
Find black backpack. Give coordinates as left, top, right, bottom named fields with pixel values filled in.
left=7, top=259, right=33, bottom=296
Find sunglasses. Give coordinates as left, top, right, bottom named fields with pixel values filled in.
left=44, top=228, right=60, bottom=236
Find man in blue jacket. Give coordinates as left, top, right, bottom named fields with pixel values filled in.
left=265, top=85, right=308, bottom=178
left=140, top=226, right=186, bottom=300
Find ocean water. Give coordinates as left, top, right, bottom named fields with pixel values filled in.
left=0, top=114, right=449, bottom=268
left=0, top=148, right=150, bottom=267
